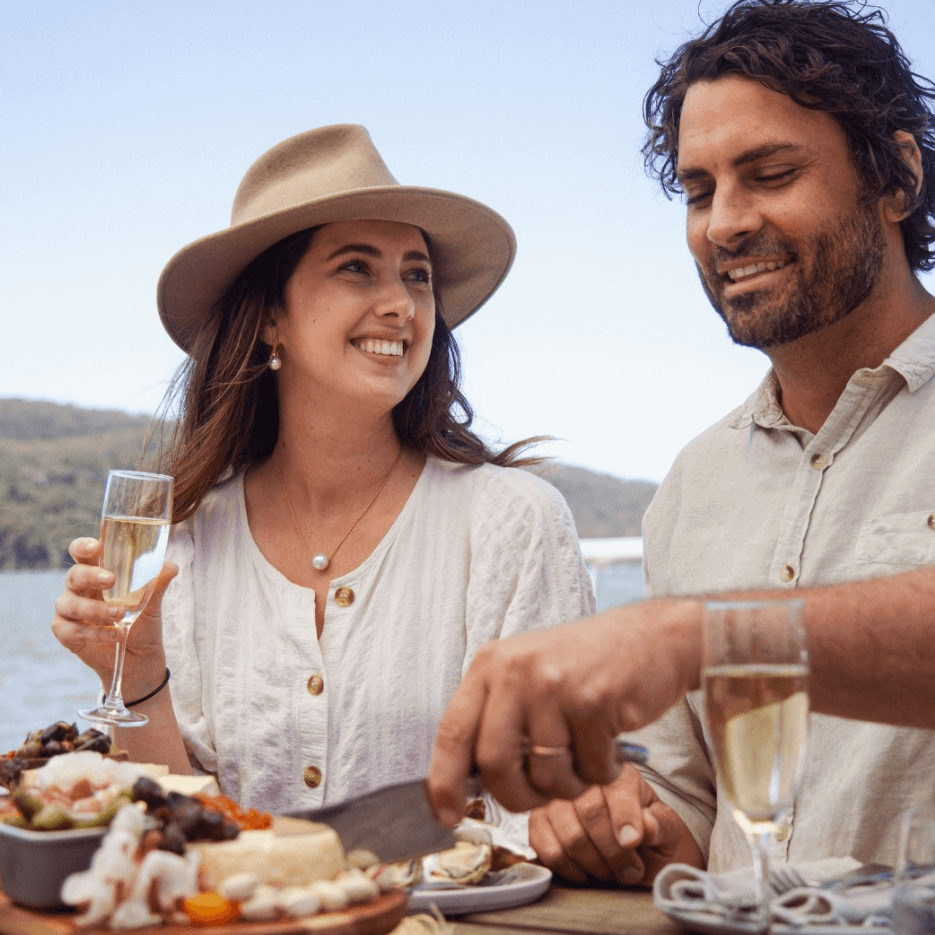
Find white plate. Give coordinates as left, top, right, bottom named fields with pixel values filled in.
left=408, top=862, right=552, bottom=916
left=662, top=905, right=885, bottom=935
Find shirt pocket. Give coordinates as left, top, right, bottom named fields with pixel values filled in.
left=855, top=510, right=935, bottom=567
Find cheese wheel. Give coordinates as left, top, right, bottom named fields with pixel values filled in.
left=193, top=824, right=344, bottom=888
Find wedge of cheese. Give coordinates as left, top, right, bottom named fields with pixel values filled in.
left=192, top=821, right=344, bottom=888
left=156, top=774, right=220, bottom=796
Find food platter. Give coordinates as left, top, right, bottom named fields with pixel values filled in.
left=0, top=884, right=408, bottom=935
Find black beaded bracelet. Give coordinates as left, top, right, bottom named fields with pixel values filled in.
left=102, top=668, right=171, bottom=708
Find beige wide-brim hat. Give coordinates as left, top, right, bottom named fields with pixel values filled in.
left=157, top=124, right=516, bottom=353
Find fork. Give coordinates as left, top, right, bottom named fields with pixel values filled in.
left=770, top=862, right=893, bottom=896
left=769, top=866, right=808, bottom=895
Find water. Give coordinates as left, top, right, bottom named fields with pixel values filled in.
left=592, top=561, right=644, bottom=612
left=0, top=562, right=643, bottom=756
left=0, top=570, right=102, bottom=753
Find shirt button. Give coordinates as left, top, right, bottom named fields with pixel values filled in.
left=334, top=586, right=354, bottom=607
left=307, top=673, right=324, bottom=696
left=928, top=514, right=935, bottom=530
left=810, top=453, right=828, bottom=470
left=776, top=825, right=790, bottom=842
left=779, top=565, right=796, bottom=582
left=303, top=766, right=322, bottom=789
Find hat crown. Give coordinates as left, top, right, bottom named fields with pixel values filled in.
left=232, top=125, right=400, bottom=227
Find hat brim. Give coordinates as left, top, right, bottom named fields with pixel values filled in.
left=157, top=186, right=516, bottom=353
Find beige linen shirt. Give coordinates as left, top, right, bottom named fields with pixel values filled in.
left=162, top=457, right=595, bottom=820
left=635, top=314, right=935, bottom=872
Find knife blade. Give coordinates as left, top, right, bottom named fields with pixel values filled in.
left=283, top=738, right=648, bottom=864
left=286, top=778, right=452, bottom=864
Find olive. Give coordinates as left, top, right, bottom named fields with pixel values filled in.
left=40, top=721, right=75, bottom=744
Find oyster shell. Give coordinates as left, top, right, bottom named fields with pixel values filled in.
left=366, top=858, right=423, bottom=891
left=423, top=841, right=492, bottom=886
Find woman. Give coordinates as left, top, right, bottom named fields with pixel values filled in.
left=53, top=125, right=594, bottom=817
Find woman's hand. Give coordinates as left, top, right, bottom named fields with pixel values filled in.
left=52, top=537, right=178, bottom=697
left=529, top=767, right=703, bottom=886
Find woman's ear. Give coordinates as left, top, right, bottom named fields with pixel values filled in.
left=261, top=316, right=278, bottom=350
left=883, top=131, right=924, bottom=222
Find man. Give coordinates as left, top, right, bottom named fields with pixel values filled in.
left=429, top=0, right=935, bottom=888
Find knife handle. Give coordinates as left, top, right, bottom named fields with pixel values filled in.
left=615, top=738, right=649, bottom=765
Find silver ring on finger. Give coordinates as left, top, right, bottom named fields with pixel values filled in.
left=528, top=744, right=573, bottom=758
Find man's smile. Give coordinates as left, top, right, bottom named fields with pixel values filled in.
left=724, top=259, right=789, bottom=283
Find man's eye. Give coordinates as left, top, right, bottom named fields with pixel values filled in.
left=684, top=189, right=712, bottom=206
left=755, top=168, right=796, bottom=184
left=408, top=267, right=432, bottom=283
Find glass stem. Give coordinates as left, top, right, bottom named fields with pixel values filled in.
left=748, top=828, right=772, bottom=933
left=104, top=622, right=132, bottom=711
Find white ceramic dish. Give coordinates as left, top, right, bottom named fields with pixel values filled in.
left=408, top=862, right=551, bottom=916
left=662, top=905, right=885, bottom=935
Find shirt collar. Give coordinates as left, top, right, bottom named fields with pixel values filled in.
left=881, top=311, right=935, bottom=392
left=727, top=313, right=935, bottom=430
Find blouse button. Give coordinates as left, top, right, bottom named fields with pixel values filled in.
left=334, top=587, right=355, bottom=607
left=779, top=565, right=796, bottom=582
left=809, top=453, right=828, bottom=470
left=303, top=766, right=322, bottom=789
left=928, top=514, right=935, bottom=530
left=776, top=825, right=790, bottom=842
left=307, top=673, right=324, bottom=696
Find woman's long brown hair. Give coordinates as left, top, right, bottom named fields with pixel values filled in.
left=157, top=227, right=545, bottom=523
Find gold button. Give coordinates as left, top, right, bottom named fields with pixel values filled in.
left=928, top=514, right=935, bottom=530
left=307, top=674, right=324, bottom=696
left=810, top=453, right=827, bottom=470
left=779, top=565, right=795, bottom=582
left=303, top=766, right=322, bottom=789
left=334, top=586, right=354, bottom=607
left=776, top=825, right=790, bottom=842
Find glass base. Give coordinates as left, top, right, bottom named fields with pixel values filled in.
left=78, top=704, right=149, bottom=728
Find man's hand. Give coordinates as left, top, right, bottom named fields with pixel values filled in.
left=529, top=766, right=704, bottom=886
left=427, top=599, right=702, bottom=824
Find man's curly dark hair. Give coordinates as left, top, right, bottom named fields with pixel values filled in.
left=643, top=0, right=935, bottom=272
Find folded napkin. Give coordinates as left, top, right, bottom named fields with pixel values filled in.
left=653, top=858, right=897, bottom=930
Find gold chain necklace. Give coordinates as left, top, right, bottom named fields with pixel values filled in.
left=275, top=448, right=403, bottom=573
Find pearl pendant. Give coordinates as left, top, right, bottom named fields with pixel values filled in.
left=311, top=553, right=329, bottom=571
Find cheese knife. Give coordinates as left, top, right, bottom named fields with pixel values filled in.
left=284, top=737, right=648, bottom=863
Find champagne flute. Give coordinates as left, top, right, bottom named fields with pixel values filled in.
left=702, top=599, right=808, bottom=933
left=78, top=470, right=174, bottom=728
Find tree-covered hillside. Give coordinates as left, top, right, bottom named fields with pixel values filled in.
left=0, top=399, right=656, bottom=569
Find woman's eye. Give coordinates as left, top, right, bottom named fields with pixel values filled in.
left=340, top=259, right=368, bottom=274
left=408, top=267, right=432, bottom=283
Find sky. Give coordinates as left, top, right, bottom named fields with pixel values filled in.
left=5, top=0, right=935, bottom=483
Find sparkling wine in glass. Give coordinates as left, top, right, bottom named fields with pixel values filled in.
left=78, top=470, right=173, bottom=728
left=702, top=599, right=808, bottom=933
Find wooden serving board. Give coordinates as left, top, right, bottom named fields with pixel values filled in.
left=0, top=887, right=407, bottom=935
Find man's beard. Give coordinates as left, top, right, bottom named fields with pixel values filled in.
left=698, top=200, right=886, bottom=349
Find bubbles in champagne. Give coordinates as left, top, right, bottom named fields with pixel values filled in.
left=100, top=515, right=170, bottom=617
left=704, top=664, right=809, bottom=823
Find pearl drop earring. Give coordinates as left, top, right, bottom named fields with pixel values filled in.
left=269, top=346, right=282, bottom=371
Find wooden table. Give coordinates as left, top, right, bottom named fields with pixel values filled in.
left=446, top=882, right=685, bottom=935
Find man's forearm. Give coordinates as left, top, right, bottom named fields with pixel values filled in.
left=799, top=566, right=935, bottom=729
left=658, top=566, right=935, bottom=729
